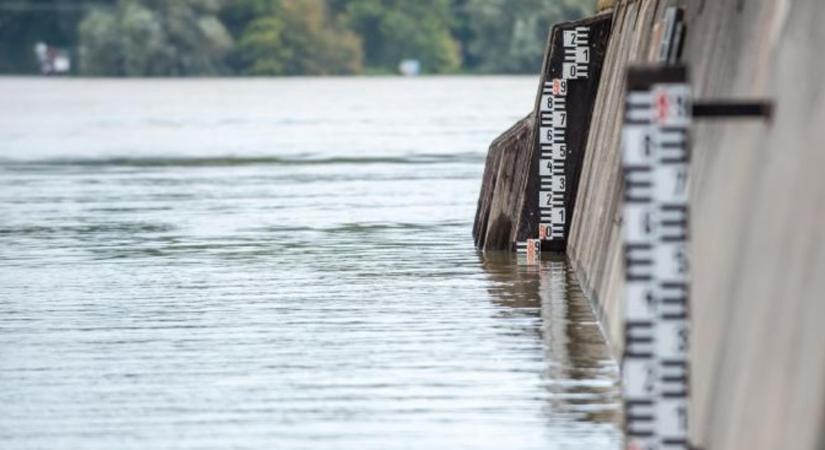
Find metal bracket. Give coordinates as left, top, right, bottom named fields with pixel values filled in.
left=692, top=101, right=773, bottom=121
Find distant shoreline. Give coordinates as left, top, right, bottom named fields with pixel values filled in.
left=0, top=74, right=540, bottom=81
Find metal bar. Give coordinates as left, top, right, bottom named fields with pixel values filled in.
left=692, top=101, right=773, bottom=119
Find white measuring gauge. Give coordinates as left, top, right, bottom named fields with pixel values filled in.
left=562, top=27, right=590, bottom=80
left=623, top=74, right=690, bottom=449
left=539, top=82, right=568, bottom=241
left=516, top=239, right=542, bottom=265
left=536, top=26, right=590, bottom=245
left=520, top=25, right=591, bottom=261
left=651, top=82, right=690, bottom=448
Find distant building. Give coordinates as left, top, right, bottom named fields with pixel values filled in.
left=34, top=42, right=71, bottom=75
left=398, top=59, right=421, bottom=77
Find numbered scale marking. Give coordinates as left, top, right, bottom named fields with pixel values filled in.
left=518, top=24, right=598, bottom=262
left=539, top=80, right=568, bottom=242
left=562, top=27, right=590, bottom=80
left=622, top=67, right=691, bottom=450
left=516, top=239, right=542, bottom=265
left=534, top=26, right=590, bottom=254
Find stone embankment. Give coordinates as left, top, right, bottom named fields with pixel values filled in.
left=475, top=1, right=825, bottom=448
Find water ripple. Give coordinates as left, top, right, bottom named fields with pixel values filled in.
left=0, top=77, right=619, bottom=450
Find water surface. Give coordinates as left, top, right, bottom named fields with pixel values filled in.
left=0, top=77, right=620, bottom=449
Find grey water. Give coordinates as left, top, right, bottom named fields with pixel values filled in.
left=0, top=77, right=620, bottom=449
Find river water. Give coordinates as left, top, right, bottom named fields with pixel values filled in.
left=0, top=77, right=620, bottom=449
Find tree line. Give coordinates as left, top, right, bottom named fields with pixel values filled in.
left=0, top=0, right=594, bottom=76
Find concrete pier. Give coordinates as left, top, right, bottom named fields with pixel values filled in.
left=568, top=1, right=825, bottom=449
left=473, top=115, right=534, bottom=250
left=476, top=0, right=825, bottom=448
left=474, top=15, right=612, bottom=252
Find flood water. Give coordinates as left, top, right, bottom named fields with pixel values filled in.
left=0, top=77, right=620, bottom=449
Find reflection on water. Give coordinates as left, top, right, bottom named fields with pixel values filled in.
left=482, top=254, right=621, bottom=448
left=0, top=77, right=619, bottom=449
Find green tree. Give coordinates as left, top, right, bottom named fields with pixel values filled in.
left=0, top=0, right=113, bottom=73
left=342, top=0, right=460, bottom=74
left=78, top=0, right=233, bottom=76
left=219, top=0, right=280, bottom=38
left=236, top=0, right=363, bottom=76
left=76, top=6, right=122, bottom=75
left=2, top=0, right=596, bottom=76
left=460, top=0, right=594, bottom=73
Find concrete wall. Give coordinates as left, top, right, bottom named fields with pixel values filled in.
left=473, top=115, right=534, bottom=250
left=473, top=15, right=611, bottom=252
left=568, top=0, right=825, bottom=449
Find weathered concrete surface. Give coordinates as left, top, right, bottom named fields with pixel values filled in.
left=568, top=0, right=825, bottom=449
left=474, top=15, right=611, bottom=252
left=568, top=0, right=663, bottom=350
left=473, top=115, right=534, bottom=250
left=516, top=15, right=613, bottom=253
